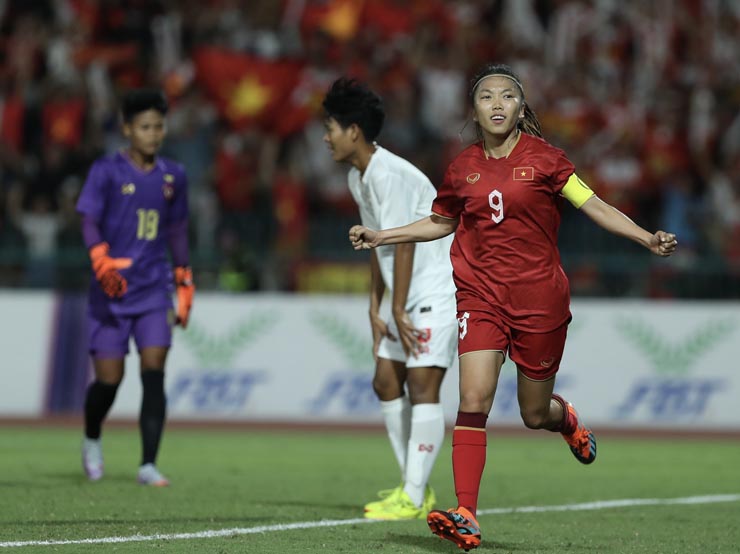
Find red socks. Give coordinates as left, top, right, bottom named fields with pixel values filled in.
left=452, top=411, right=488, bottom=517
left=551, top=393, right=577, bottom=435
left=450, top=397, right=575, bottom=516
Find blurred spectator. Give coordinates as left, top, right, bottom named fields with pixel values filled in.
left=160, top=85, right=217, bottom=251
left=591, top=132, right=645, bottom=218
left=7, top=186, right=60, bottom=288
left=659, top=169, right=704, bottom=261
left=0, top=0, right=737, bottom=297
left=707, top=157, right=740, bottom=267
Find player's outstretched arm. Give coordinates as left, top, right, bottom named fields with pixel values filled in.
left=349, top=214, right=458, bottom=250
left=579, top=196, right=678, bottom=257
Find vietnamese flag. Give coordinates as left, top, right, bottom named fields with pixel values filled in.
left=214, top=146, right=256, bottom=211
left=273, top=169, right=308, bottom=252
left=193, top=47, right=301, bottom=131
left=301, top=0, right=365, bottom=42
left=513, top=167, right=534, bottom=180
left=43, top=97, right=86, bottom=147
left=273, top=67, right=338, bottom=138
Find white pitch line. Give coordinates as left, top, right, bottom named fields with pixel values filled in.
left=477, top=494, right=740, bottom=515
left=1, top=494, right=738, bottom=548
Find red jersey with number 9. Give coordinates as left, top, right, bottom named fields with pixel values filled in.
left=432, top=133, right=575, bottom=332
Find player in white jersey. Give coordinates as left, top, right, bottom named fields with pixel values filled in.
left=322, top=78, right=457, bottom=521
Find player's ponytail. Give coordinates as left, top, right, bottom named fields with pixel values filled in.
left=520, top=103, right=542, bottom=138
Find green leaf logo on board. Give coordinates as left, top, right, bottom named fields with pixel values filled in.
left=309, top=311, right=373, bottom=370
left=183, top=313, right=276, bottom=367
left=615, top=317, right=735, bottom=375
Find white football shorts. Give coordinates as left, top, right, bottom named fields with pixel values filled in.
left=377, top=300, right=458, bottom=369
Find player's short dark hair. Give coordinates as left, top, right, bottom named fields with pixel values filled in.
left=322, top=78, right=385, bottom=142
left=121, top=89, right=169, bottom=122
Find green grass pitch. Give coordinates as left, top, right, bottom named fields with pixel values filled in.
left=0, top=426, right=738, bottom=553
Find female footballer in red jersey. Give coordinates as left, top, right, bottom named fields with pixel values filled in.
left=349, top=63, right=677, bottom=551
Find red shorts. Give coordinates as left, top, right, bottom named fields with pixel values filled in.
left=456, top=310, right=568, bottom=381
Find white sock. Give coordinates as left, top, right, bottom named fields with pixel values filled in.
left=380, top=396, right=411, bottom=479
left=404, top=403, right=445, bottom=507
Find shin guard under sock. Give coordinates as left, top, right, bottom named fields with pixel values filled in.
left=84, top=381, right=119, bottom=439
left=140, top=370, right=167, bottom=465
left=452, top=411, right=488, bottom=516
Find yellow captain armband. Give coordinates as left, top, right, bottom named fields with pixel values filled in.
left=561, top=173, right=595, bottom=209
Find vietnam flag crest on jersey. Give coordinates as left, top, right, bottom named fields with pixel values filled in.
left=513, top=167, right=534, bottom=180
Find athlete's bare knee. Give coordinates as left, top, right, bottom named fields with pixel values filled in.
left=459, top=390, right=491, bottom=414
left=94, top=360, right=124, bottom=385
left=406, top=380, right=440, bottom=405
left=372, top=374, right=402, bottom=401
left=139, top=347, right=168, bottom=369
left=407, top=386, right=439, bottom=405
left=520, top=407, right=549, bottom=429
left=97, top=375, right=123, bottom=386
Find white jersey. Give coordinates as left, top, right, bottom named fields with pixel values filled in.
left=348, top=146, right=456, bottom=312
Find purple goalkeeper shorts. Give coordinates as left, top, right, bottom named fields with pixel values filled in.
left=88, top=308, right=173, bottom=358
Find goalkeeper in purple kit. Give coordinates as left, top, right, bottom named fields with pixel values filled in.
left=76, top=89, right=194, bottom=486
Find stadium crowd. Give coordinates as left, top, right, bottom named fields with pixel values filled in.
left=0, top=0, right=738, bottom=296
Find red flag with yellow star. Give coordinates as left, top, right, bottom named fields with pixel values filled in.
left=274, top=67, right=338, bottom=138
left=194, top=48, right=301, bottom=131
left=513, top=167, right=534, bottom=181
left=43, top=97, right=86, bottom=147
left=301, top=0, right=365, bottom=42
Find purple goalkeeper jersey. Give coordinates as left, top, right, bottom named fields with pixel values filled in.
left=76, top=151, right=189, bottom=317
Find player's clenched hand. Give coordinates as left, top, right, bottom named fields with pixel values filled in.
left=349, top=225, right=380, bottom=250
left=648, top=231, right=678, bottom=257
left=89, top=242, right=132, bottom=298
left=174, top=266, right=195, bottom=328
